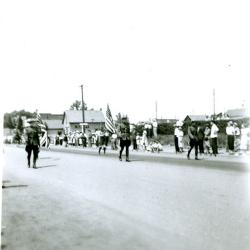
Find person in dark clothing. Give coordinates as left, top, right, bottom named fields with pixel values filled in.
left=131, top=128, right=137, bottom=151
left=187, top=122, right=199, bottom=160
left=174, top=125, right=180, bottom=153
left=98, top=129, right=109, bottom=154
left=118, top=120, right=131, bottom=162
left=197, top=125, right=205, bottom=156
left=25, top=120, right=40, bottom=168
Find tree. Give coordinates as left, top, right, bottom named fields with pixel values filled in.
left=70, top=100, right=87, bottom=110
left=4, top=114, right=15, bottom=129
left=4, top=110, right=34, bottom=129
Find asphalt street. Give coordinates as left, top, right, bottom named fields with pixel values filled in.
left=1, top=145, right=250, bottom=250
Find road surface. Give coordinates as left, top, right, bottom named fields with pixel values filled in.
left=1, top=145, right=250, bottom=250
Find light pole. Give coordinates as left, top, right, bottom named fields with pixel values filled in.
left=80, top=84, right=85, bottom=133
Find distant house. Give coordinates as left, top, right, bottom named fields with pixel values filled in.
left=184, top=115, right=210, bottom=123
left=156, top=118, right=178, bottom=124
left=62, top=110, right=105, bottom=133
left=224, top=108, right=249, bottom=120
left=40, top=113, right=64, bottom=143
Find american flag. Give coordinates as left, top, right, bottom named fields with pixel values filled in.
left=105, top=104, right=116, bottom=134
left=35, top=111, right=48, bottom=147
left=35, top=111, right=46, bottom=129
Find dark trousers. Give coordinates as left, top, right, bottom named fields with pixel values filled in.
left=26, top=145, right=39, bottom=166
left=119, top=140, right=130, bottom=160
left=211, top=137, right=218, bottom=155
left=187, top=139, right=198, bottom=158
left=174, top=136, right=179, bottom=153
left=132, top=139, right=137, bottom=150
left=198, top=139, right=204, bottom=154
left=227, top=135, right=234, bottom=151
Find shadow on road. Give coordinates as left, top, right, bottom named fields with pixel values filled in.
left=2, top=184, right=28, bottom=189
left=36, top=164, right=57, bottom=169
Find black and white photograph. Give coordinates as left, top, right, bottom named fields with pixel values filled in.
left=1, top=0, right=250, bottom=249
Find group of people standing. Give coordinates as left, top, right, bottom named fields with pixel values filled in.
left=186, top=121, right=219, bottom=160
left=174, top=120, right=249, bottom=160
left=226, top=121, right=250, bottom=154
left=174, top=121, right=220, bottom=160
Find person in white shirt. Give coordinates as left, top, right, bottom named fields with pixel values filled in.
left=240, top=124, right=250, bottom=153
left=226, top=121, right=235, bottom=153
left=177, top=127, right=184, bottom=152
left=210, top=121, right=219, bottom=156
left=141, top=130, right=148, bottom=151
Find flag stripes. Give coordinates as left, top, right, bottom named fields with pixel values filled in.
left=105, top=105, right=116, bottom=134
left=35, top=111, right=48, bottom=147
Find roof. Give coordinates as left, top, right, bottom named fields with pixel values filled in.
left=40, top=113, right=64, bottom=120
left=43, top=119, right=63, bottom=129
left=224, top=108, right=249, bottom=118
left=63, top=110, right=105, bottom=124
left=184, top=115, right=210, bottom=121
left=156, top=118, right=178, bottom=124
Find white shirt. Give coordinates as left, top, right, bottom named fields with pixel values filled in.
left=174, top=128, right=179, bottom=136
left=210, top=124, right=219, bottom=138
left=226, top=126, right=234, bottom=136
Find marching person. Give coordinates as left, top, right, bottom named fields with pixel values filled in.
left=187, top=121, right=199, bottom=160
left=197, top=124, right=205, bottom=157
left=118, top=118, right=131, bottom=162
left=98, top=129, right=109, bottom=154
left=25, top=119, right=40, bottom=169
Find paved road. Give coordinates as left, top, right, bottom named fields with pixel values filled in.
left=1, top=145, right=250, bottom=250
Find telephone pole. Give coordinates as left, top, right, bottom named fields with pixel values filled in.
left=155, top=101, right=158, bottom=119
left=80, top=84, right=85, bottom=133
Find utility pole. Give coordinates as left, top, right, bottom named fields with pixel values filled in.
left=155, top=101, right=158, bottom=119
left=80, top=84, right=85, bottom=133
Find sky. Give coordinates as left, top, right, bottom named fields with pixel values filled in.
left=0, top=0, right=249, bottom=123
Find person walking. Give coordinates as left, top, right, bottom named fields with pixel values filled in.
left=187, top=122, right=199, bottom=160
left=118, top=118, right=131, bottom=162
left=197, top=124, right=205, bottom=157
left=98, top=129, right=109, bottom=154
left=210, top=121, right=219, bottom=156
left=25, top=119, right=40, bottom=169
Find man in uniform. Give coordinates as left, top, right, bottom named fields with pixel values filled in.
left=118, top=118, right=131, bottom=162
left=25, top=119, right=40, bottom=168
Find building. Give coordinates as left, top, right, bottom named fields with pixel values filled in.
left=62, top=110, right=105, bottom=133
left=224, top=108, right=249, bottom=120
left=40, top=113, right=64, bottom=143
left=184, top=115, right=210, bottom=123
left=156, top=118, right=178, bottom=124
